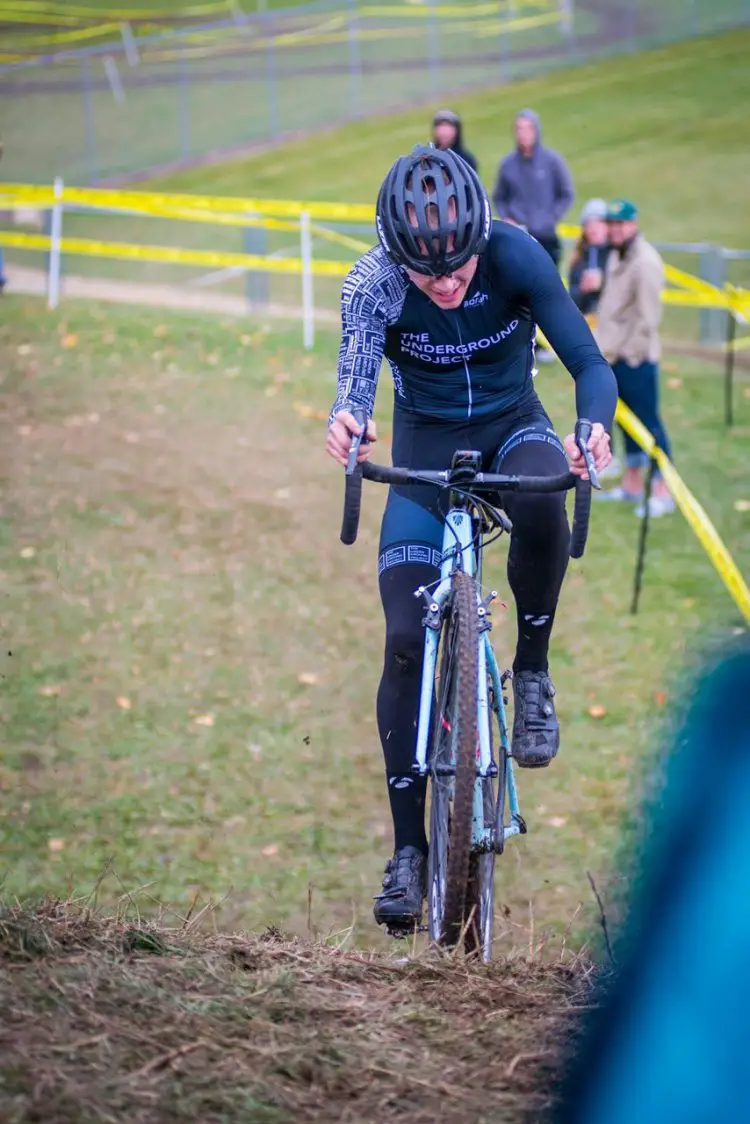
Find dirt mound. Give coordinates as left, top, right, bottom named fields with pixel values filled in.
left=0, top=901, right=592, bottom=1123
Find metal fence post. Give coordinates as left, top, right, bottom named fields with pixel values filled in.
left=244, top=217, right=269, bottom=308
left=699, top=246, right=728, bottom=345
left=265, top=12, right=279, bottom=139
left=347, top=0, right=363, bottom=119
left=428, top=0, right=439, bottom=98
left=81, top=56, right=98, bottom=184
left=628, top=0, right=638, bottom=51
left=560, top=0, right=575, bottom=58
left=178, top=44, right=190, bottom=159
left=47, top=177, right=64, bottom=310
left=500, top=0, right=511, bottom=84
left=300, top=211, right=314, bottom=350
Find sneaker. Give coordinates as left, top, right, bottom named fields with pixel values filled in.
left=512, top=670, right=560, bottom=768
left=595, top=485, right=642, bottom=503
left=635, top=493, right=676, bottom=519
left=373, top=845, right=426, bottom=930
left=599, top=455, right=623, bottom=481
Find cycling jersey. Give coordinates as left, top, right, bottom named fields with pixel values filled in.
left=332, top=220, right=617, bottom=428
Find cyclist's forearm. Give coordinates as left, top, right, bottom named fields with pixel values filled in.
left=572, top=361, right=617, bottom=432
left=329, top=345, right=381, bottom=426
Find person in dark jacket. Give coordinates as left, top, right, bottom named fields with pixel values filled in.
left=492, top=108, right=574, bottom=264
left=493, top=109, right=574, bottom=362
left=431, top=108, right=478, bottom=173
left=568, top=198, right=610, bottom=322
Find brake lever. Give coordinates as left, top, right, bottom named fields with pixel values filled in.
left=345, top=407, right=369, bottom=476
left=574, top=417, right=601, bottom=490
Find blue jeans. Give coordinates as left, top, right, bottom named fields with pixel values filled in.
left=612, top=358, right=671, bottom=471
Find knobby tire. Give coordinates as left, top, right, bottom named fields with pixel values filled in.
left=439, top=569, right=479, bottom=948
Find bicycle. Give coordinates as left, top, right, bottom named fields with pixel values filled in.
left=340, top=411, right=599, bottom=961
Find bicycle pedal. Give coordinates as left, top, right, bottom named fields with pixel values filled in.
left=386, top=922, right=420, bottom=940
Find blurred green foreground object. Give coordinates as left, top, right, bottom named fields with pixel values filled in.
left=557, top=637, right=750, bottom=1124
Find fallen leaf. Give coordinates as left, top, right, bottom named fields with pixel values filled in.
left=61, top=333, right=78, bottom=349
left=17, top=344, right=32, bottom=356
left=261, top=844, right=279, bottom=857
left=662, top=361, right=678, bottom=373
left=588, top=704, right=607, bottom=719
left=734, top=499, right=750, bottom=512
left=744, top=387, right=750, bottom=400
left=116, top=696, right=132, bottom=710
left=194, top=713, right=215, bottom=727
left=682, top=598, right=695, bottom=608
left=666, top=377, right=683, bottom=390
left=48, top=838, right=65, bottom=853
left=19, top=546, right=36, bottom=559
left=224, top=815, right=246, bottom=828
left=297, top=672, right=318, bottom=686
left=275, top=488, right=290, bottom=500
left=654, top=690, right=668, bottom=707
left=548, top=816, right=568, bottom=828
left=153, top=324, right=169, bottom=338
left=240, top=334, right=252, bottom=346
left=38, top=684, right=61, bottom=697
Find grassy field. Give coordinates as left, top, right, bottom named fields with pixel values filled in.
left=154, top=29, right=750, bottom=253
left=1, top=294, right=747, bottom=954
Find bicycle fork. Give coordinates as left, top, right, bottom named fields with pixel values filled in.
left=413, top=567, right=526, bottom=854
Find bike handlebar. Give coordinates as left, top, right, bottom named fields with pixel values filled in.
left=340, top=412, right=598, bottom=559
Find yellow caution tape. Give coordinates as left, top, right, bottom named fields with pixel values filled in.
left=0, top=183, right=377, bottom=223
left=0, top=230, right=352, bottom=278
left=615, top=400, right=750, bottom=622
left=5, top=22, right=122, bottom=47
left=3, top=0, right=231, bottom=18
left=2, top=183, right=748, bottom=314
left=359, top=0, right=552, bottom=16
left=0, top=9, right=89, bottom=25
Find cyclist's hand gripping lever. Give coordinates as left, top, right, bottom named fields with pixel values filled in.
left=569, top=417, right=600, bottom=560
left=574, top=417, right=602, bottom=490
left=341, top=407, right=369, bottom=545
left=345, top=407, right=369, bottom=476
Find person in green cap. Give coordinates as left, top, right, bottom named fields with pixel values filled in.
left=595, top=199, right=675, bottom=518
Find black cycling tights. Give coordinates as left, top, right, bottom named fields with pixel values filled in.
left=376, top=438, right=570, bottom=854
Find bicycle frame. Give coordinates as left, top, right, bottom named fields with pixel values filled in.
left=412, top=506, right=525, bottom=852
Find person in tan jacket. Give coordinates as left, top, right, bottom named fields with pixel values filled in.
left=596, top=199, right=674, bottom=517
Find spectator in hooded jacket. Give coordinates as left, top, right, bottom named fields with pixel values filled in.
left=492, top=109, right=574, bottom=262
left=431, top=108, right=478, bottom=173
left=493, top=108, right=575, bottom=361
left=568, top=197, right=610, bottom=324
left=596, top=199, right=675, bottom=518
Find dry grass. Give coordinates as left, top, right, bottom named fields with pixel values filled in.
left=0, top=899, right=593, bottom=1124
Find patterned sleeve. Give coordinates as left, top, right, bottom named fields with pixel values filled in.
left=329, top=248, right=407, bottom=424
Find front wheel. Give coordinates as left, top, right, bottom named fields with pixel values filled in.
left=427, top=569, right=479, bottom=949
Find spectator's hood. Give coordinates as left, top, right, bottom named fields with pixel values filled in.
left=432, top=108, right=465, bottom=151
left=516, top=108, right=541, bottom=148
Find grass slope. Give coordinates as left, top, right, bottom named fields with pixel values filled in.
left=0, top=900, right=588, bottom=1122
left=155, top=30, right=750, bottom=253
left=0, top=296, right=747, bottom=951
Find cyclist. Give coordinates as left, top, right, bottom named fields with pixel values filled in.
left=325, top=145, right=616, bottom=930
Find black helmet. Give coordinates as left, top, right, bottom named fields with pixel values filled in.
left=376, top=144, right=491, bottom=276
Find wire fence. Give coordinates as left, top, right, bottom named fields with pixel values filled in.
left=1, top=0, right=748, bottom=186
